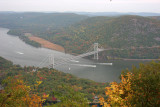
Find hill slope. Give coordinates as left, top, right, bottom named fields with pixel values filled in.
left=149, top=16, right=160, bottom=20
left=48, top=15, right=160, bottom=58
left=0, top=56, right=108, bottom=101
left=0, top=12, right=88, bottom=33
left=0, top=12, right=88, bottom=48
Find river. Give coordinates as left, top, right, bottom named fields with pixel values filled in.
left=0, top=28, right=149, bottom=82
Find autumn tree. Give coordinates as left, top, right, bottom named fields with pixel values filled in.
left=100, top=61, right=160, bottom=107
left=0, top=77, right=47, bottom=107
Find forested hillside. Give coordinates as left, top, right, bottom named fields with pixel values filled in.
left=0, top=56, right=108, bottom=105
left=0, top=12, right=88, bottom=38
left=0, top=12, right=88, bottom=30
left=149, top=16, right=160, bottom=20
left=47, top=15, right=160, bottom=58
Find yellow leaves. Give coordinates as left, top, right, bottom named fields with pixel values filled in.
left=101, top=62, right=160, bottom=107
left=119, top=90, right=124, bottom=94
left=17, top=79, right=23, bottom=84
left=125, top=83, right=131, bottom=91
left=22, top=87, right=46, bottom=107
left=35, top=80, right=42, bottom=87
left=99, top=97, right=105, bottom=105
left=111, top=82, right=118, bottom=88
left=42, top=94, right=49, bottom=99
left=101, top=73, right=134, bottom=107
left=1, top=78, right=50, bottom=107
left=121, top=75, right=126, bottom=84
left=24, top=94, right=42, bottom=107
left=36, top=80, right=42, bottom=85
left=103, top=102, right=111, bottom=107
left=1, top=78, right=43, bottom=107
left=42, top=94, right=49, bottom=102
left=105, top=87, right=111, bottom=90
left=99, top=97, right=111, bottom=107
left=26, top=85, right=31, bottom=90
left=121, top=72, right=132, bottom=85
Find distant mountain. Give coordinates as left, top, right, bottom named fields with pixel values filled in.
left=0, top=11, right=16, bottom=13
left=149, top=16, right=160, bottom=20
left=76, top=12, right=160, bottom=16
left=1, top=11, right=160, bottom=17
left=0, top=12, right=88, bottom=33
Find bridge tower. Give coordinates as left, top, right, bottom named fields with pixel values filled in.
left=49, top=54, right=54, bottom=68
left=94, top=43, right=99, bottom=60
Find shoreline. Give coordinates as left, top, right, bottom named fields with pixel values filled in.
left=25, top=33, right=65, bottom=52
left=122, top=58, right=160, bottom=61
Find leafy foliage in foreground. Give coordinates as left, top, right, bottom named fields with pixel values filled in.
left=100, top=61, right=160, bottom=107
left=0, top=78, right=45, bottom=107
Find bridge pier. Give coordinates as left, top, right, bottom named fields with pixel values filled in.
left=49, top=54, right=54, bottom=68
left=94, top=43, right=99, bottom=60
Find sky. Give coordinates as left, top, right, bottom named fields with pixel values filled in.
left=0, top=0, right=160, bottom=13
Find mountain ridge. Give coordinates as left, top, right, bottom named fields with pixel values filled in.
left=49, top=15, right=160, bottom=58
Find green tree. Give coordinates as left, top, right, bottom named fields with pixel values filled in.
left=100, top=61, right=160, bottom=107
left=47, top=85, right=89, bottom=107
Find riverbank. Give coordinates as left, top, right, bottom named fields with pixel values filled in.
left=122, top=58, right=160, bottom=61
left=25, top=33, right=65, bottom=52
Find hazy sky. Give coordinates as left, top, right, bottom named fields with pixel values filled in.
left=0, top=0, right=160, bottom=13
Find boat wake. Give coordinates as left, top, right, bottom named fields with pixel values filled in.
left=71, top=64, right=96, bottom=68
left=16, top=51, right=24, bottom=55
left=97, top=63, right=113, bottom=65
left=70, top=60, right=79, bottom=62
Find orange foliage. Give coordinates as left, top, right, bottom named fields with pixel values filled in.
left=99, top=72, right=133, bottom=107
left=0, top=78, right=48, bottom=107
left=100, top=62, right=160, bottom=107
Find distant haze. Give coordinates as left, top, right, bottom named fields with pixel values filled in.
left=0, top=0, right=160, bottom=13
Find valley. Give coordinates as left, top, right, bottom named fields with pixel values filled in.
left=0, top=12, right=160, bottom=107
left=1, top=13, right=159, bottom=59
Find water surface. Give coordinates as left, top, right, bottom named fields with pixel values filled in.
left=0, top=28, right=148, bottom=82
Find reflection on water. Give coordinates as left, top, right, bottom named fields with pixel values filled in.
left=0, top=28, right=149, bottom=82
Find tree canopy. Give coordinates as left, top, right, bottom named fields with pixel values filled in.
left=100, top=61, right=160, bottom=107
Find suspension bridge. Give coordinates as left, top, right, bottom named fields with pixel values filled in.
left=37, top=43, right=105, bottom=68
left=37, top=43, right=160, bottom=69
